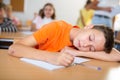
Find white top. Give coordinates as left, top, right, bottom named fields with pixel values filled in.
left=95, top=0, right=120, bottom=18
left=33, top=16, right=53, bottom=29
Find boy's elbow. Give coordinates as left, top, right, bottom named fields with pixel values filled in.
left=8, top=43, right=21, bottom=57
left=8, top=44, right=16, bottom=56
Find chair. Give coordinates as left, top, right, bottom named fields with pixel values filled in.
left=115, top=31, right=120, bottom=51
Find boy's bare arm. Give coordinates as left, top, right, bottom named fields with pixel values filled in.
left=8, top=35, right=74, bottom=66
left=61, top=47, right=120, bottom=61
left=77, top=48, right=120, bottom=61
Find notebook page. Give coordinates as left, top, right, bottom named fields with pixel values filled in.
left=20, top=57, right=90, bottom=70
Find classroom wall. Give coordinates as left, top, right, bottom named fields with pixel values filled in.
left=4, top=0, right=87, bottom=25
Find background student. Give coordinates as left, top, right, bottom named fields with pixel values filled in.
left=0, top=2, right=17, bottom=32
left=91, top=0, right=120, bottom=28
left=6, top=4, right=21, bottom=27
left=77, top=0, right=94, bottom=28
left=31, top=3, right=56, bottom=31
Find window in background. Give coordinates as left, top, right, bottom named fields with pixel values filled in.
left=11, top=0, right=24, bottom=12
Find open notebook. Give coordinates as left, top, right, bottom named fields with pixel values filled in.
left=20, top=57, right=90, bottom=70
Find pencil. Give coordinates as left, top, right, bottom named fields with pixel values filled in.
left=73, top=63, right=102, bottom=71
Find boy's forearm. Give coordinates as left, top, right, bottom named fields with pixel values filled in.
left=75, top=48, right=120, bottom=61
left=76, top=51, right=112, bottom=61
left=8, top=43, right=58, bottom=63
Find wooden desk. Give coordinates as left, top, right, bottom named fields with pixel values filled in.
left=0, top=31, right=33, bottom=39
left=18, top=26, right=31, bottom=31
left=0, top=49, right=120, bottom=80
left=0, top=32, right=33, bottom=49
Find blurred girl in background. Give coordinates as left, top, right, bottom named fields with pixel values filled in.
left=77, top=0, right=94, bottom=28
left=6, top=5, right=21, bottom=27
left=32, top=3, right=56, bottom=31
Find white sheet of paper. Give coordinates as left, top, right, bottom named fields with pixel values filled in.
left=20, top=57, right=90, bottom=70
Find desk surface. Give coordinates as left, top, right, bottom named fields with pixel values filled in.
left=0, top=49, right=120, bottom=80
left=1, top=32, right=120, bottom=43
left=0, top=31, right=33, bottom=39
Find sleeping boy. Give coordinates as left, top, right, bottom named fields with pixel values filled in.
left=8, top=20, right=120, bottom=66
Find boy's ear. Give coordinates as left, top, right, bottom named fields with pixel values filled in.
left=84, top=24, right=94, bottom=29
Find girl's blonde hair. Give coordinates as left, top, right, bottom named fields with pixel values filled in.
left=6, top=4, right=12, bottom=11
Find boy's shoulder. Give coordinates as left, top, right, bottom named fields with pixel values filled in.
left=52, top=20, right=72, bottom=27
left=42, top=20, right=72, bottom=29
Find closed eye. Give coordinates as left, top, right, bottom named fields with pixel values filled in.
left=89, top=34, right=96, bottom=51
left=89, top=35, right=92, bottom=41
left=89, top=34, right=95, bottom=41
left=89, top=46, right=95, bottom=52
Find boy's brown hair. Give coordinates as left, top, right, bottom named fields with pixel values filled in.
left=93, top=25, right=114, bottom=53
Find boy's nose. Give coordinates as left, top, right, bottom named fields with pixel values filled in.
left=82, top=42, right=91, bottom=47
left=83, top=43, right=89, bottom=47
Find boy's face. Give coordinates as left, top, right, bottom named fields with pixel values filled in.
left=73, top=28, right=105, bottom=52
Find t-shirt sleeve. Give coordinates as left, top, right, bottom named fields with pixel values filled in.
left=33, top=21, right=58, bottom=44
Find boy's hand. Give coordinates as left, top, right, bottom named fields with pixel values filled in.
left=56, top=52, right=74, bottom=66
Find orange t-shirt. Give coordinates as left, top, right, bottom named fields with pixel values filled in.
left=33, top=20, right=73, bottom=52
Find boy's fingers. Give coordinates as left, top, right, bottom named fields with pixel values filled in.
left=65, top=55, right=74, bottom=61
left=60, top=56, right=73, bottom=66
left=59, top=59, right=69, bottom=66
left=64, top=54, right=74, bottom=64
left=64, top=57, right=73, bottom=63
left=63, top=62, right=69, bottom=66
left=62, top=60, right=72, bottom=66
left=57, top=53, right=74, bottom=66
